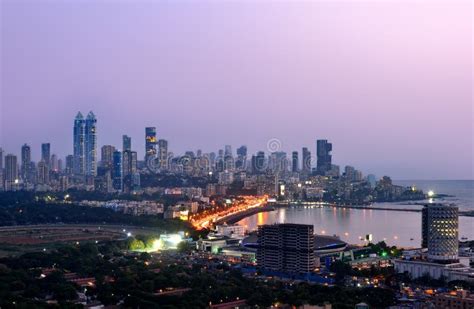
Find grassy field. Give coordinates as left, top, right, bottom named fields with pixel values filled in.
left=0, top=224, right=162, bottom=257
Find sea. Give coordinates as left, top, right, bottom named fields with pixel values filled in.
left=237, top=180, right=474, bottom=248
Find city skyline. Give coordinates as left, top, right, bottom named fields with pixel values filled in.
left=1, top=0, right=472, bottom=180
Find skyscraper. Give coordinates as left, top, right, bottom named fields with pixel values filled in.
left=158, top=139, right=168, bottom=170
left=422, top=204, right=459, bottom=263
left=85, top=111, right=97, bottom=176
left=123, top=135, right=132, bottom=151
left=5, top=154, right=18, bottom=191
left=224, top=145, right=232, bottom=157
left=316, top=139, right=332, bottom=175
left=73, top=112, right=85, bottom=175
left=302, top=147, right=311, bottom=173
left=65, top=155, right=74, bottom=175
left=257, top=223, right=315, bottom=274
left=292, top=151, right=299, bottom=173
left=112, top=150, right=122, bottom=192
left=252, top=151, right=265, bottom=174
left=0, top=147, right=3, bottom=171
left=51, top=154, right=59, bottom=172
left=41, top=143, right=51, bottom=167
left=21, top=144, right=31, bottom=182
left=101, top=145, right=115, bottom=169
left=37, top=160, right=50, bottom=185
left=236, top=145, right=247, bottom=170
left=145, top=127, right=157, bottom=162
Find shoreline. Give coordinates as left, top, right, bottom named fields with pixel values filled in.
left=270, top=202, right=474, bottom=217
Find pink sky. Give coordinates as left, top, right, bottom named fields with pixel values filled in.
left=1, top=0, right=472, bottom=179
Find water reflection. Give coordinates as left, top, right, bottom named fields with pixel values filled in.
left=237, top=206, right=474, bottom=248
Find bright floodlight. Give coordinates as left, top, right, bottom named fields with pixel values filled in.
left=427, top=190, right=435, bottom=197
left=127, top=232, right=132, bottom=237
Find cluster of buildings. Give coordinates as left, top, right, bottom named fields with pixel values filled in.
left=76, top=199, right=165, bottom=216
left=394, top=203, right=474, bottom=283
left=0, top=112, right=423, bottom=207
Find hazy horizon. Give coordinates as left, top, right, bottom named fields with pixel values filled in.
left=1, top=0, right=473, bottom=180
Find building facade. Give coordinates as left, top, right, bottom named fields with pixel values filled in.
left=257, top=223, right=315, bottom=274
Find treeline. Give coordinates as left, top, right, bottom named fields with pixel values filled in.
left=0, top=241, right=397, bottom=308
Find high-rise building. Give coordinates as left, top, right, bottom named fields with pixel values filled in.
left=65, top=155, right=74, bottom=175
left=224, top=145, right=232, bottom=157
left=21, top=144, right=31, bottom=182
left=122, top=150, right=137, bottom=177
left=112, top=150, right=122, bottom=192
left=101, top=145, right=115, bottom=169
left=123, top=135, right=132, bottom=151
left=292, top=151, right=299, bottom=173
left=145, top=127, right=157, bottom=162
left=422, top=204, right=459, bottom=263
left=85, top=111, right=97, bottom=176
left=0, top=147, right=3, bottom=171
left=257, top=223, right=315, bottom=274
left=237, top=145, right=247, bottom=157
left=37, top=160, right=50, bottom=185
left=302, top=147, right=311, bottom=173
left=41, top=143, right=51, bottom=167
left=73, top=112, right=85, bottom=175
left=251, top=151, right=265, bottom=174
left=236, top=145, right=247, bottom=170
left=316, top=140, right=332, bottom=175
left=5, top=154, right=18, bottom=191
left=158, top=139, right=168, bottom=170
left=51, top=154, right=59, bottom=172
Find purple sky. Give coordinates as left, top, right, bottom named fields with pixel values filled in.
left=1, top=0, right=472, bottom=179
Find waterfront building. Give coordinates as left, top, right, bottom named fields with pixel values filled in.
left=112, top=150, right=122, bottom=192
left=5, top=154, right=18, bottom=191
left=41, top=143, right=51, bottom=168
left=394, top=203, right=472, bottom=281
left=257, top=223, right=315, bottom=274
left=73, top=112, right=85, bottom=175
left=85, top=111, right=97, bottom=176
left=145, top=127, right=157, bottom=162
left=122, top=135, right=131, bottom=151
left=422, top=203, right=459, bottom=263
left=316, top=140, right=332, bottom=175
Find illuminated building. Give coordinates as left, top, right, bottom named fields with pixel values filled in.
left=145, top=127, right=157, bottom=162
left=257, top=223, right=315, bottom=274
left=316, top=139, right=332, bottom=175
left=73, top=112, right=85, bottom=175
left=422, top=203, right=459, bottom=263
left=85, top=111, right=97, bottom=176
